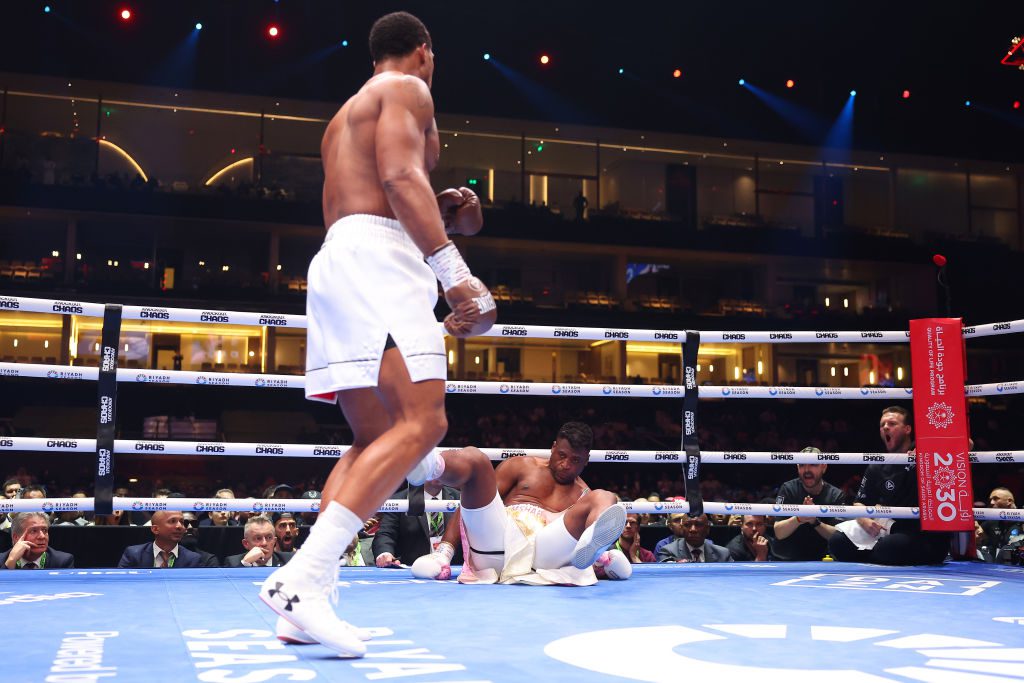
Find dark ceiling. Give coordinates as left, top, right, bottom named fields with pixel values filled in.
left=2, top=1, right=1022, bottom=160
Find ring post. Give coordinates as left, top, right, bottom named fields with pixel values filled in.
left=682, top=330, right=703, bottom=516
left=94, top=304, right=122, bottom=516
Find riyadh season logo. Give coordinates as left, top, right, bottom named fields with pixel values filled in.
left=551, top=385, right=561, bottom=394
left=47, top=370, right=58, bottom=379
left=927, top=402, right=954, bottom=429
left=721, top=388, right=731, bottom=396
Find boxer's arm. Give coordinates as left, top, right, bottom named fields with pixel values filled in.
left=375, top=77, right=448, bottom=257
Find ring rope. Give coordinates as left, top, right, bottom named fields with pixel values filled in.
left=3, top=362, right=1022, bottom=399
left=5, top=496, right=1019, bottom=522
left=5, top=437, right=1023, bottom=465
left=4, top=295, right=1022, bottom=342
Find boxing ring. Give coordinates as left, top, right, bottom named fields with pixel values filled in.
left=4, top=295, right=1024, bottom=682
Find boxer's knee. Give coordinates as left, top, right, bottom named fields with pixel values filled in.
left=584, top=488, right=618, bottom=510
left=406, top=407, right=447, bottom=449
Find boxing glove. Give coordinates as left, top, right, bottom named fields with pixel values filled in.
left=410, top=542, right=455, bottom=580
left=437, top=187, right=483, bottom=236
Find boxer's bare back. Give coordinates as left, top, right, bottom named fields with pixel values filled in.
left=321, top=72, right=443, bottom=255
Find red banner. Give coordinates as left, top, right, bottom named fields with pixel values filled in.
left=909, top=318, right=973, bottom=531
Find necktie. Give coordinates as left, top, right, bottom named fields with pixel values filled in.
left=691, top=547, right=702, bottom=563
left=23, top=561, right=37, bottom=569
left=158, top=550, right=170, bottom=568
left=429, top=511, right=444, bottom=536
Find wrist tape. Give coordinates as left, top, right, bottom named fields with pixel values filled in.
left=426, top=242, right=472, bottom=292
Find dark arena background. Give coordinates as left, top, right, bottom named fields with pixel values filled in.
left=1, top=3, right=1023, bottom=682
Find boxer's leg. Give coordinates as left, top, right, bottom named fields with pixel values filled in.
left=262, top=347, right=446, bottom=657
left=534, top=490, right=624, bottom=570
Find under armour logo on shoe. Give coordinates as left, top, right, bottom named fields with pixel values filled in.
left=267, top=582, right=301, bottom=612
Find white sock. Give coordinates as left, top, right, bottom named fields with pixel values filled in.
left=297, top=502, right=362, bottom=572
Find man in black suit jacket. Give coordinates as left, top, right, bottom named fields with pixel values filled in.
left=224, top=515, right=293, bottom=567
left=118, top=510, right=208, bottom=568
left=657, top=514, right=733, bottom=563
left=1, top=512, right=75, bottom=569
left=372, top=482, right=462, bottom=567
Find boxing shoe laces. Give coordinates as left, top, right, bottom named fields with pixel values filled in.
left=571, top=505, right=627, bottom=570
left=259, top=562, right=367, bottom=657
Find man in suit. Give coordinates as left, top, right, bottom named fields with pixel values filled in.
left=1, top=512, right=75, bottom=569
left=224, top=515, right=294, bottom=567
left=373, top=480, right=462, bottom=567
left=118, top=510, right=207, bottom=568
left=658, top=513, right=732, bottom=563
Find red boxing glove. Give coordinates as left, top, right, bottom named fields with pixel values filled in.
left=426, top=242, right=496, bottom=338
left=437, top=187, right=483, bottom=236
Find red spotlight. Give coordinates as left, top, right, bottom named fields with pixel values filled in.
left=119, top=8, right=131, bottom=21
left=902, top=89, right=911, bottom=99
left=672, top=69, right=682, bottom=78
left=785, top=79, right=794, bottom=89
left=267, top=25, right=280, bottom=38
left=539, top=54, right=550, bottom=65
left=1015, top=100, right=1021, bottom=110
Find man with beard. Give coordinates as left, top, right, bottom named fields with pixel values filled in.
left=409, top=421, right=626, bottom=585
left=772, top=449, right=847, bottom=561
left=828, top=406, right=950, bottom=565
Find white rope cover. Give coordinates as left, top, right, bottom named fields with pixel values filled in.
left=3, top=295, right=1022, bottom=342
left=5, top=437, right=1023, bottom=465
left=3, top=362, right=1023, bottom=399
left=4, top=496, right=1019, bottom=522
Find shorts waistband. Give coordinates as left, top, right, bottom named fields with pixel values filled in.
left=324, top=214, right=420, bottom=256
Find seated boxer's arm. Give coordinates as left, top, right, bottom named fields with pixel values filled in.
left=441, top=508, right=462, bottom=550
left=375, top=76, right=449, bottom=257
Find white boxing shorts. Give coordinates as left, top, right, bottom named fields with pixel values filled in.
left=305, top=214, right=447, bottom=403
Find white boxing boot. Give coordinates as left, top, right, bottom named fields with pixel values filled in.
left=571, top=505, right=627, bottom=570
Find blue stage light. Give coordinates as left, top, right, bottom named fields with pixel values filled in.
left=738, top=78, right=745, bottom=86
left=195, top=22, right=203, bottom=30
left=965, top=99, right=971, bottom=107
left=618, top=68, right=624, bottom=75
left=483, top=53, right=490, bottom=61
left=341, top=39, right=348, bottom=47
left=44, top=5, right=51, bottom=13
left=849, top=90, right=857, bottom=97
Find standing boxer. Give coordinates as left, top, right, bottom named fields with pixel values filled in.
left=259, top=11, right=495, bottom=657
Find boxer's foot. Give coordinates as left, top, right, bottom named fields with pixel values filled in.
left=259, top=562, right=366, bottom=657
left=571, top=505, right=626, bottom=569
left=276, top=616, right=372, bottom=644
left=407, top=449, right=445, bottom=486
